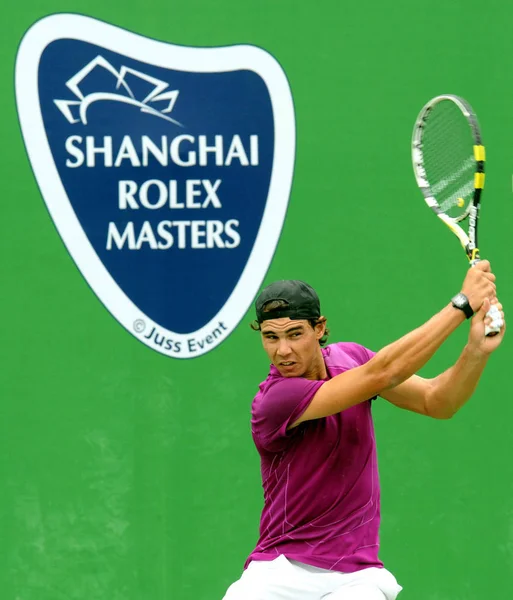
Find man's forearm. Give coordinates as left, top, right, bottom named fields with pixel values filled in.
left=373, top=304, right=466, bottom=389
left=426, top=345, right=489, bottom=419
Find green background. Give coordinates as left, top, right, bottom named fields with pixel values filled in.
left=2, top=2, right=513, bottom=599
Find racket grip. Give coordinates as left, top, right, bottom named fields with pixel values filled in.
left=469, top=258, right=502, bottom=336
left=485, top=304, right=503, bottom=337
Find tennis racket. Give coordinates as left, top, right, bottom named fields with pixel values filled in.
left=411, top=94, right=502, bottom=336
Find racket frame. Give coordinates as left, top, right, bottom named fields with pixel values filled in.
left=411, top=94, right=485, bottom=266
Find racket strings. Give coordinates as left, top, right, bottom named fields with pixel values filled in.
left=421, top=101, right=475, bottom=219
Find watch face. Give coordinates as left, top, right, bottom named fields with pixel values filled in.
left=452, top=293, right=473, bottom=318
left=453, top=293, right=466, bottom=307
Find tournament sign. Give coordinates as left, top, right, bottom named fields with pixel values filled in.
left=15, top=14, right=295, bottom=358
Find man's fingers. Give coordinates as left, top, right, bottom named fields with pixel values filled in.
left=490, top=298, right=503, bottom=310
left=474, top=260, right=491, bottom=272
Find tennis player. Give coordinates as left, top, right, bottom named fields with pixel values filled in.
left=222, top=261, right=504, bottom=600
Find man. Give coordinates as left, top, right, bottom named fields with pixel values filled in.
left=222, top=261, right=504, bottom=600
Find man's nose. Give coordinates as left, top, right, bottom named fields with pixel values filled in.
left=277, top=339, right=292, bottom=357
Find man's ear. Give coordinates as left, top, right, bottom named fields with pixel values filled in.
left=315, top=317, right=327, bottom=339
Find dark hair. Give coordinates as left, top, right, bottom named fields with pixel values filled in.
left=250, top=299, right=330, bottom=346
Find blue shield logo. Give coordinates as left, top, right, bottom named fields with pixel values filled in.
left=16, top=14, right=295, bottom=358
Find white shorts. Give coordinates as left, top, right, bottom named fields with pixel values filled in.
left=223, top=555, right=403, bottom=600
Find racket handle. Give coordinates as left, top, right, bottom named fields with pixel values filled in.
left=485, top=304, right=503, bottom=337
left=469, top=257, right=503, bottom=337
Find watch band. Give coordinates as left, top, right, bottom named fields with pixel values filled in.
left=451, top=293, right=474, bottom=319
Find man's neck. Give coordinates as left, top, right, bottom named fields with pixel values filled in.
left=303, top=348, right=328, bottom=381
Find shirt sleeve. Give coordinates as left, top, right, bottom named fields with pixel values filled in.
left=330, top=342, right=378, bottom=400
left=340, top=342, right=376, bottom=364
left=360, top=345, right=376, bottom=363
left=351, top=344, right=377, bottom=399
left=252, top=377, right=325, bottom=453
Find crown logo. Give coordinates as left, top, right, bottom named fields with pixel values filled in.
left=54, top=55, right=183, bottom=126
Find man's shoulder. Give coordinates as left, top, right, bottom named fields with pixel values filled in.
left=252, top=370, right=324, bottom=414
left=324, top=341, right=375, bottom=368
left=256, top=371, right=314, bottom=397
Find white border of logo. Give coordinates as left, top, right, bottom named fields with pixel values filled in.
left=15, top=14, right=295, bottom=358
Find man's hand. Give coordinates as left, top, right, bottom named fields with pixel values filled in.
left=468, top=297, right=506, bottom=355
left=461, top=260, right=497, bottom=313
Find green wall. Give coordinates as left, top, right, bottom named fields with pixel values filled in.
left=2, top=2, right=513, bottom=599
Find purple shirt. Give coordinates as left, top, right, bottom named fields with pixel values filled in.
left=245, top=342, right=382, bottom=573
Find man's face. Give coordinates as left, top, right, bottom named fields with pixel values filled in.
left=260, top=317, right=325, bottom=378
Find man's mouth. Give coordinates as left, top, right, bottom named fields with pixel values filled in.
left=280, top=361, right=295, bottom=367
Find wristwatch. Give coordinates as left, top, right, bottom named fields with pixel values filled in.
left=451, top=293, right=474, bottom=319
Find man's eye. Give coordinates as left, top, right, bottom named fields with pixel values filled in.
left=291, top=333, right=301, bottom=337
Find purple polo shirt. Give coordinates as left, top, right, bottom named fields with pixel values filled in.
left=245, top=342, right=382, bottom=573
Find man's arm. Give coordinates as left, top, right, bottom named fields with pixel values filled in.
left=290, top=304, right=464, bottom=427
left=381, top=297, right=506, bottom=419
left=290, top=262, right=496, bottom=429
left=380, top=352, right=489, bottom=419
